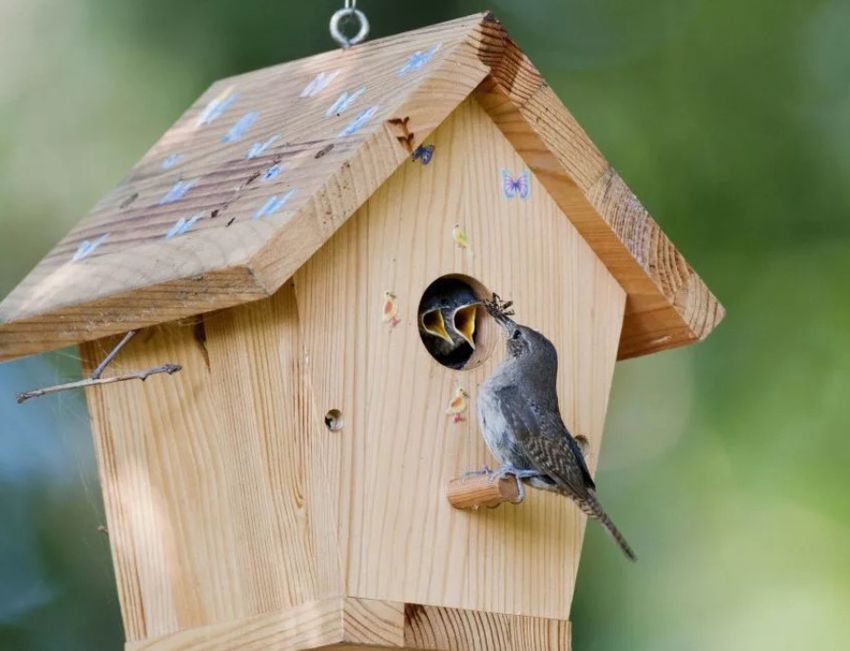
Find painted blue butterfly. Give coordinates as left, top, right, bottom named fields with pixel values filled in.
left=412, top=144, right=435, bottom=165
left=501, top=168, right=531, bottom=200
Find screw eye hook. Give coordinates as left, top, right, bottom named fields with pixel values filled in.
left=330, top=1, right=369, bottom=49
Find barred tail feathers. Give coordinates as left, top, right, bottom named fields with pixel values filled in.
left=579, top=491, right=637, bottom=562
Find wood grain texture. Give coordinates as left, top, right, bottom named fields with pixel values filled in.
left=446, top=475, right=521, bottom=510
left=403, top=603, right=570, bottom=651
left=294, top=97, right=626, bottom=619
left=0, top=12, right=721, bottom=362
left=125, top=598, right=569, bottom=651
left=82, top=283, right=342, bottom=642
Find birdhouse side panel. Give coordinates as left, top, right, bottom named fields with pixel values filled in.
left=292, top=96, right=626, bottom=620
left=81, top=282, right=343, bottom=643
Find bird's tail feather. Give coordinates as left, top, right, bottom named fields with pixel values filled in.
left=579, top=491, right=637, bottom=562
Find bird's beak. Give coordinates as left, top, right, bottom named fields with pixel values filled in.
left=490, top=309, right=516, bottom=333
left=452, top=303, right=478, bottom=349
left=421, top=308, right=453, bottom=343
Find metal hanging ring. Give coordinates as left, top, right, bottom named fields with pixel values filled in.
left=330, top=7, right=369, bottom=49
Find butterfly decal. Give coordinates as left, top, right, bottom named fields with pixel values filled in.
left=501, top=168, right=531, bottom=200
left=412, top=144, right=434, bottom=165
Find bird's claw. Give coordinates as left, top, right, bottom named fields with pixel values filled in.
left=491, top=464, right=541, bottom=504
left=460, top=465, right=493, bottom=483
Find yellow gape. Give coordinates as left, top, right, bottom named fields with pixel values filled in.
left=452, top=304, right=477, bottom=349
left=421, top=308, right=453, bottom=343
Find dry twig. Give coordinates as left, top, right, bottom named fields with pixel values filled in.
left=15, top=330, right=181, bottom=404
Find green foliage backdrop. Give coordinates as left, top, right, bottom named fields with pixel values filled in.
left=1, top=0, right=848, bottom=648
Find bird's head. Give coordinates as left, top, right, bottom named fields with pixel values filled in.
left=502, top=322, right=556, bottom=362
left=484, top=294, right=557, bottom=365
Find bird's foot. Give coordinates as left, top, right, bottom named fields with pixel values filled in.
left=460, top=465, right=493, bottom=483
left=491, top=464, right=542, bottom=504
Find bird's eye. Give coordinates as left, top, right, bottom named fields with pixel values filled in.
left=512, top=329, right=522, bottom=340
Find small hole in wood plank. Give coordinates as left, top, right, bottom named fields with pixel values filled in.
left=418, top=275, right=497, bottom=371
left=324, top=409, right=344, bottom=432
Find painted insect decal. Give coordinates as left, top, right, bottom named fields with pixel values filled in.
left=165, top=214, right=202, bottom=240
left=501, top=168, right=531, bottom=200
left=161, top=153, right=185, bottom=170
left=263, top=163, right=285, bottom=181
left=300, top=70, right=341, bottom=98
left=223, top=112, right=260, bottom=144
left=326, top=87, right=366, bottom=117
left=196, top=91, right=239, bottom=127
left=412, top=144, right=435, bottom=165
left=339, top=106, right=379, bottom=137
left=72, top=233, right=110, bottom=262
left=253, top=189, right=298, bottom=219
left=398, top=43, right=441, bottom=77
left=160, top=179, right=198, bottom=205
left=246, top=134, right=281, bottom=160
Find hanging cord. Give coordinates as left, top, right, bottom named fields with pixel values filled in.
left=330, top=0, right=369, bottom=49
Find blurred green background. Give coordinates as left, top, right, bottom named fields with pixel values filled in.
left=2, top=0, right=849, bottom=648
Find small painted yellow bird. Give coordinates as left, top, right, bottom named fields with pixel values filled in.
left=452, top=224, right=470, bottom=249
left=382, top=291, right=400, bottom=327
left=446, top=386, right=470, bottom=423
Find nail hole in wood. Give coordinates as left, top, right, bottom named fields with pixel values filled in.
left=324, top=409, right=344, bottom=432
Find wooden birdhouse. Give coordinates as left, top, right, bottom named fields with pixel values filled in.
left=0, top=13, right=723, bottom=650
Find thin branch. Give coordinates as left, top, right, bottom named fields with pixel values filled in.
left=16, top=364, right=182, bottom=404
left=90, top=330, right=137, bottom=379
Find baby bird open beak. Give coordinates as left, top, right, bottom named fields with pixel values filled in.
left=420, top=308, right=453, bottom=343
left=452, top=303, right=478, bottom=349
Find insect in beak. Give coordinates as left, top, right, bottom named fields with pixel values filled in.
left=421, top=308, right=453, bottom=343
left=452, top=303, right=478, bottom=349
left=482, top=293, right=517, bottom=333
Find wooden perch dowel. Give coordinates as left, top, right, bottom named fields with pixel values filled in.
left=447, top=474, right=520, bottom=510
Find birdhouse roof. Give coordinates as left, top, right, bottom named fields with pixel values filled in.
left=0, top=12, right=722, bottom=362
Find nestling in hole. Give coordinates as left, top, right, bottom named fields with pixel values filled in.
left=418, top=275, right=496, bottom=370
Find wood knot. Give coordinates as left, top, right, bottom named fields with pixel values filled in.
left=315, top=143, right=334, bottom=159
left=404, top=603, right=426, bottom=626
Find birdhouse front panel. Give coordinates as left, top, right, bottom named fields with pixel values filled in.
left=293, top=95, right=626, bottom=618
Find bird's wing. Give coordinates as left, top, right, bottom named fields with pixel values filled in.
left=494, top=385, right=595, bottom=494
